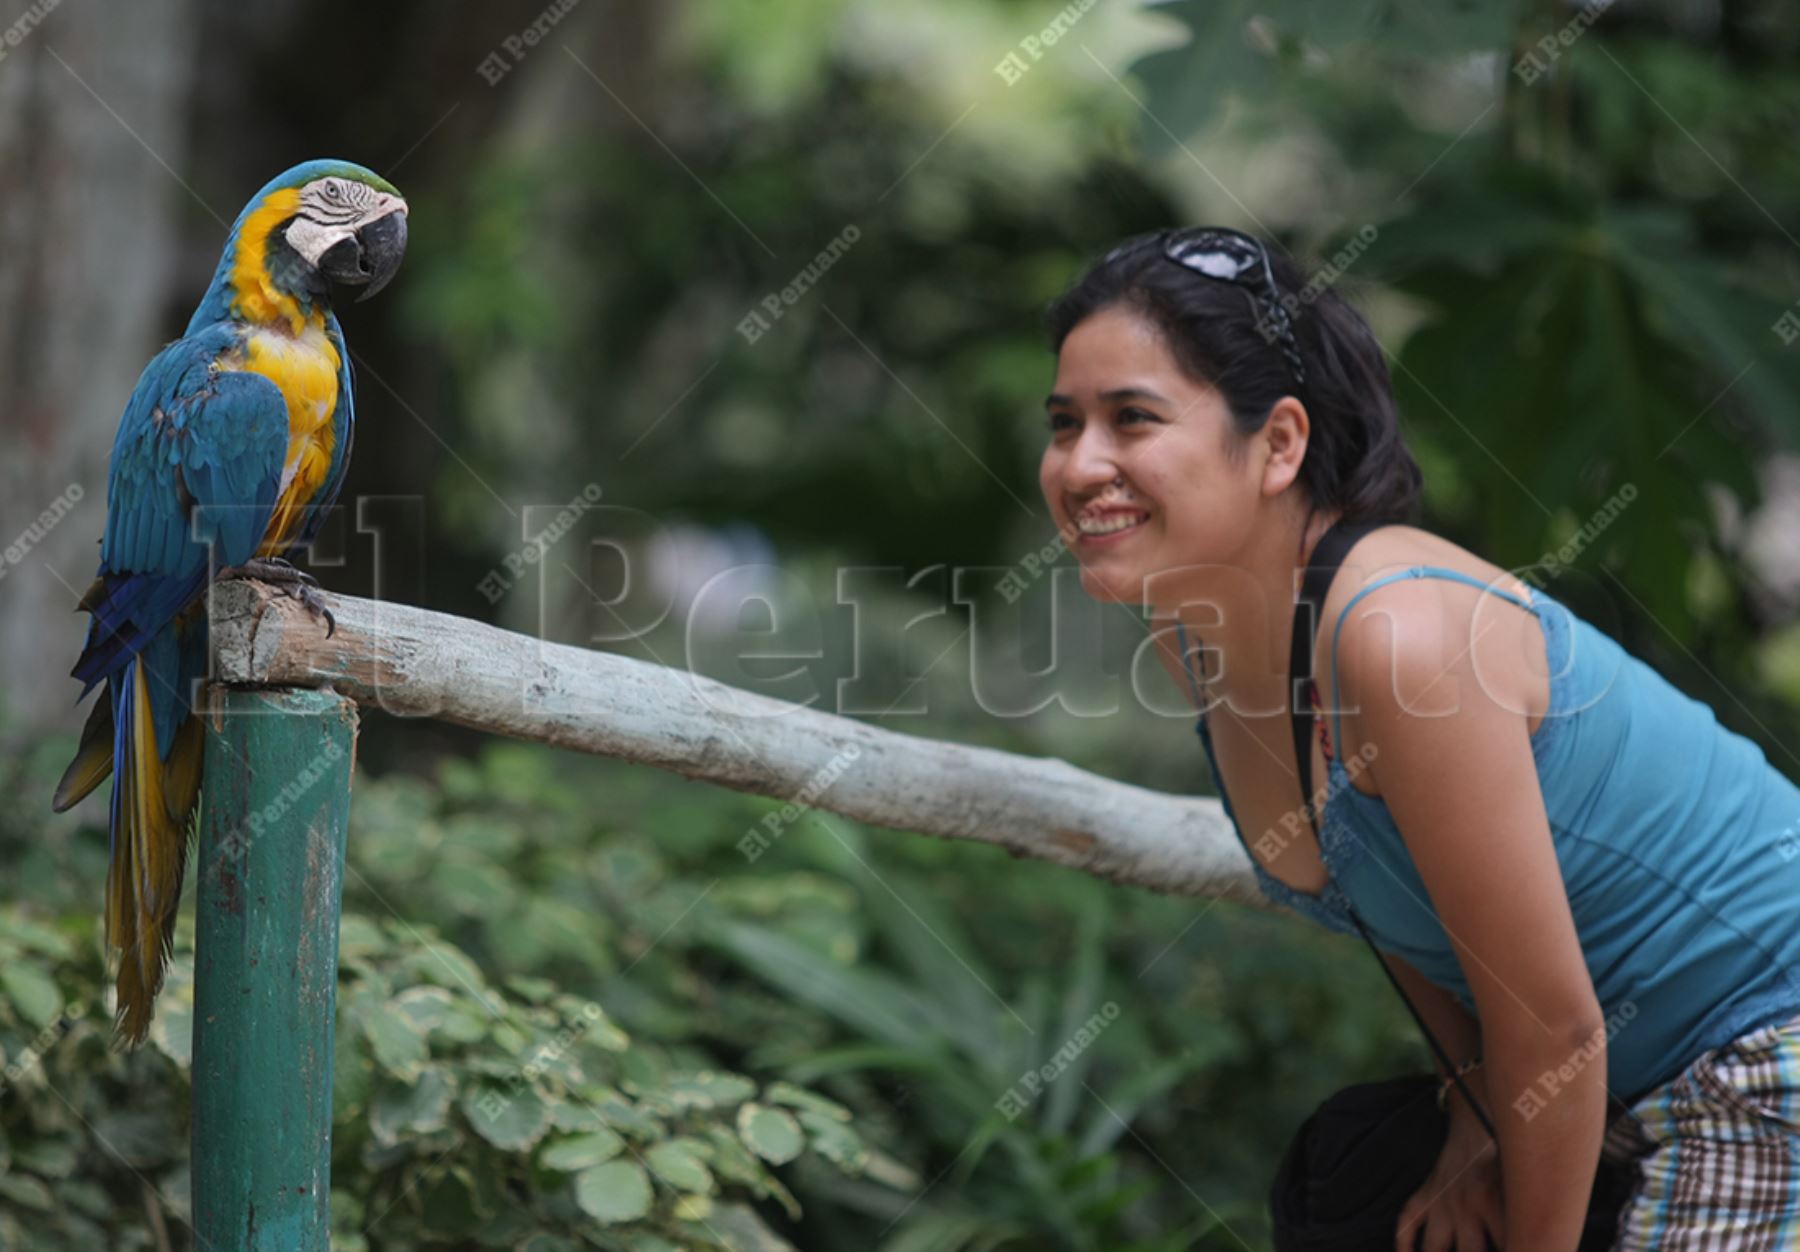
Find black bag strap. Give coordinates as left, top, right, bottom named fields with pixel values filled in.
left=1292, top=516, right=1500, bottom=1143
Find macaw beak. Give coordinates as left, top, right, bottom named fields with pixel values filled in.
left=316, top=206, right=408, bottom=303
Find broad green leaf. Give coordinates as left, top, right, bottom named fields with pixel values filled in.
left=357, top=1002, right=427, bottom=1081
left=1, top=963, right=61, bottom=1028
left=401, top=936, right=488, bottom=997
left=1125, top=0, right=1510, bottom=159
left=12, top=1138, right=77, bottom=1179
left=538, top=1129, right=625, bottom=1171
left=646, top=1137, right=715, bottom=1193
left=432, top=852, right=514, bottom=918
left=699, top=1201, right=801, bottom=1252
left=861, top=1147, right=921, bottom=1191
left=764, top=1081, right=849, bottom=1122
left=797, top=1109, right=866, bottom=1175
left=370, top=1068, right=455, bottom=1145
left=0, top=914, right=69, bottom=958
left=671, top=1191, right=713, bottom=1222
left=492, top=1020, right=528, bottom=1055
left=702, top=1125, right=802, bottom=1221
left=437, top=997, right=491, bottom=1044
left=150, top=991, right=194, bottom=1068
left=337, top=914, right=388, bottom=959
left=623, top=1236, right=682, bottom=1252
left=505, top=974, right=556, bottom=1003
left=334, top=1018, right=373, bottom=1121
left=557, top=1087, right=661, bottom=1138
left=664, top=1071, right=756, bottom=1110
left=736, top=1103, right=803, bottom=1165
left=0, top=1174, right=53, bottom=1210
left=573, top=1159, right=652, bottom=1224
left=459, top=1081, right=551, bottom=1151
left=391, top=985, right=455, bottom=1034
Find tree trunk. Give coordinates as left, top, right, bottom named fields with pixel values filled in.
left=0, top=0, right=198, bottom=741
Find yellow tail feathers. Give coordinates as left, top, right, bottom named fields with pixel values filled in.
left=105, top=660, right=202, bottom=1048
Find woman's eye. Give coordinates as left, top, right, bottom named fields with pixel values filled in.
left=1045, top=412, right=1077, bottom=434
left=1118, top=407, right=1158, bottom=426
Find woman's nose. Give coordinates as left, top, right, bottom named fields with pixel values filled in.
left=1064, top=429, right=1121, bottom=491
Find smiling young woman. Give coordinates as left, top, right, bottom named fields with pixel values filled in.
left=1040, top=227, right=1800, bottom=1251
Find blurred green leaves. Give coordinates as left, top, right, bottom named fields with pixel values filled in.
left=1382, top=180, right=1786, bottom=632
left=1117, top=0, right=1800, bottom=664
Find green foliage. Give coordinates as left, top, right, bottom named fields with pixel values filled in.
left=1123, top=0, right=1800, bottom=655
left=330, top=912, right=849, bottom=1250
left=0, top=909, right=181, bottom=1252
left=1, top=723, right=1419, bottom=1252
left=340, top=742, right=1411, bottom=1250
left=380, top=0, right=1800, bottom=796
left=0, top=904, right=872, bottom=1251
left=1377, top=179, right=1786, bottom=632
left=0, top=746, right=891, bottom=1252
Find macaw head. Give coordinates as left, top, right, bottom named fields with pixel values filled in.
left=231, top=159, right=409, bottom=310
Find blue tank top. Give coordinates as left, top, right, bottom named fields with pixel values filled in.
left=1177, top=564, right=1800, bottom=1104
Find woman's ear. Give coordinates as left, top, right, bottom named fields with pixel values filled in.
left=1258, top=396, right=1310, bottom=499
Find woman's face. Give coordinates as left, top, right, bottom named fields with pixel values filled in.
left=1039, top=303, right=1263, bottom=608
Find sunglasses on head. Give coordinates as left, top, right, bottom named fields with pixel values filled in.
left=1103, top=226, right=1307, bottom=389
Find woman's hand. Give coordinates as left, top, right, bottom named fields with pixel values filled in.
left=1395, top=1093, right=1505, bottom=1252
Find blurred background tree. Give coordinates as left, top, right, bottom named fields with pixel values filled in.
left=4, top=0, right=1800, bottom=1248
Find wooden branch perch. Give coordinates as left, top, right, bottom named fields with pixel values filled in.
left=207, top=580, right=1274, bottom=911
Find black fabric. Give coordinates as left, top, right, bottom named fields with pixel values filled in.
left=1269, top=1074, right=1637, bottom=1251
left=1269, top=1074, right=1448, bottom=1251
left=1288, top=515, right=1388, bottom=845
left=1267, top=514, right=1634, bottom=1250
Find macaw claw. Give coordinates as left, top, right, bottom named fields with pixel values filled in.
left=237, top=555, right=319, bottom=587
left=219, top=558, right=335, bottom=637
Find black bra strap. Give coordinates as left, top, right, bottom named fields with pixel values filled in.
left=1290, top=517, right=1390, bottom=836
left=1291, top=516, right=1500, bottom=1142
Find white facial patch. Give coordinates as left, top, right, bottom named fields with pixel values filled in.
left=283, top=176, right=408, bottom=267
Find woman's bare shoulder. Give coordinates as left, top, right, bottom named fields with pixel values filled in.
left=1329, top=523, right=1537, bottom=612
left=1319, top=523, right=1550, bottom=758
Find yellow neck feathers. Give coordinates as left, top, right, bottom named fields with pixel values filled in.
left=228, top=188, right=315, bottom=335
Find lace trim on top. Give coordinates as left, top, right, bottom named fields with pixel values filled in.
left=1175, top=567, right=1569, bottom=935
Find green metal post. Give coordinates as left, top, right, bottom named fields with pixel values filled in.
left=191, top=687, right=357, bottom=1251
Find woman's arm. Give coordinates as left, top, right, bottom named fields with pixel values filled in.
left=1382, top=950, right=1507, bottom=1250
left=1338, top=580, right=1607, bottom=1252
left=1381, top=951, right=1481, bottom=1096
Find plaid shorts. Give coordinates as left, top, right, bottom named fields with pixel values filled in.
left=1599, top=1010, right=1800, bottom=1249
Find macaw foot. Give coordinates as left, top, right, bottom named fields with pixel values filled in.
left=233, top=555, right=319, bottom=588
left=219, top=558, right=336, bottom=638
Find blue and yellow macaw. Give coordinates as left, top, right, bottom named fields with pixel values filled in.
left=53, top=159, right=408, bottom=1046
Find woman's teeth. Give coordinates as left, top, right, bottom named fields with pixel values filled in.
left=1075, top=511, right=1149, bottom=535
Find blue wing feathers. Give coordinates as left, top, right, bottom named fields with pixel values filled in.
left=71, top=332, right=290, bottom=707
left=71, top=159, right=397, bottom=1048
left=140, top=621, right=183, bottom=753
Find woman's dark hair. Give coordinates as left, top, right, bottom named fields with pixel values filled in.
left=1045, top=228, right=1422, bottom=530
